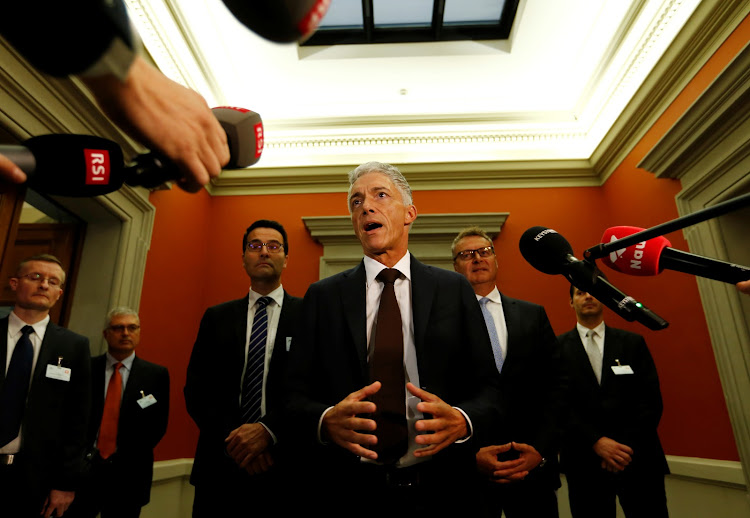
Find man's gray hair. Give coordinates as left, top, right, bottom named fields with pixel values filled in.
left=105, top=306, right=140, bottom=329
left=347, top=161, right=413, bottom=211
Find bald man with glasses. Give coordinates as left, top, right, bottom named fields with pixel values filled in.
left=185, top=219, right=303, bottom=517
left=452, top=227, right=566, bottom=518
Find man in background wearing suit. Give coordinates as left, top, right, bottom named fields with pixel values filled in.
left=286, top=162, right=500, bottom=516
left=558, top=286, right=669, bottom=517
left=0, top=254, right=91, bottom=518
left=452, top=226, right=565, bottom=518
left=185, top=219, right=303, bottom=516
left=70, top=307, right=169, bottom=518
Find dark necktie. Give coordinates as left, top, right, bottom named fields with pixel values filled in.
left=0, top=325, right=35, bottom=447
left=241, top=296, right=271, bottom=423
left=370, top=268, right=408, bottom=464
left=99, top=362, right=123, bottom=459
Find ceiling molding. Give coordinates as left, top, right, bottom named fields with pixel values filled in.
left=639, top=43, right=750, bottom=181
left=207, top=159, right=599, bottom=196
left=593, top=0, right=750, bottom=182
left=127, top=0, right=706, bottom=190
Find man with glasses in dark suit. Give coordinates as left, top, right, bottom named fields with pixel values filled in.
left=0, top=254, right=91, bottom=518
left=185, top=220, right=303, bottom=516
left=452, top=227, right=565, bottom=518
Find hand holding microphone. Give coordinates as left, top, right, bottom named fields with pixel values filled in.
left=519, top=226, right=669, bottom=330
left=0, top=106, right=262, bottom=196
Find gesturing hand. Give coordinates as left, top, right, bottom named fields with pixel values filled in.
left=322, top=381, right=380, bottom=460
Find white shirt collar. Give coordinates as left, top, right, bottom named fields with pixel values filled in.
left=9, top=310, right=50, bottom=340
left=106, top=350, right=135, bottom=370
left=577, top=321, right=606, bottom=340
left=364, top=251, right=412, bottom=286
left=476, top=286, right=502, bottom=305
left=248, top=284, right=284, bottom=308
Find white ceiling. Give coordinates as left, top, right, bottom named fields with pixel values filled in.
left=127, top=0, right=702, bottom=173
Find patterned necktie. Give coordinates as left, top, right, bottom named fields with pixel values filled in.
left=479, top=298, right=504, bottom=374
left=241, top=296, right=271, bottom=423
left=99, top=362, right=123, bottom=459
left=370, top=268, right=408, bottom=464
left=585, top=330, right=603, bottom=384
left=0, top=325, right=34, bottom=447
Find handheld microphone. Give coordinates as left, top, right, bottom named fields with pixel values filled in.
left=222, top=0, right=331, bottom=43
left=4, top=107, right=263, bottom=196
left=1, top=134, right=126, bottom=197
left=124, top=106, right=264, bottom=188
left=519, top=226, right=669, bottom=331
left=600, top=226, right=750, bottom=284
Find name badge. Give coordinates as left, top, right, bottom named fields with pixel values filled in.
left=46, top=364, right=71, bottom=381
left=137, top=394, right=157, bottom=409
left=611, top=365, right=634, bottom=375
left=286, top=336, right=293, bottom=352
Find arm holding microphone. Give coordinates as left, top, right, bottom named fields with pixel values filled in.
left=0, top=1, right=229, bottom=192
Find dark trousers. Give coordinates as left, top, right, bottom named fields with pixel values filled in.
left=66, top=455, right=143, bottom=518
left=296, top=459, right=482, bottom=518
left=0, top=457, right=46, bottom=518
left=566, top=467, right=668, bottom=518
left=479, top=481, right=559, bottom=518
left=192, top=467, right=287, bottom=517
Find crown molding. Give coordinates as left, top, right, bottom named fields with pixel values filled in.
left=206, top=159, right=599, bottom=196
left=593, top=0, right=750, bottom=182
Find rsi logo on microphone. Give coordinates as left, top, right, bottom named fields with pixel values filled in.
left=84, top=149, right=110, bottom=185
left=254, top=123, right=264, bottom=158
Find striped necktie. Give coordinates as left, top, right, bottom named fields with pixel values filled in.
left=241, top=296, right=271, bottom=423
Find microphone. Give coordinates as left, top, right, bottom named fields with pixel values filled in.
left=222, top=0, right=331, bottom=43
left=600, top=226, right=750, bottom=284
left=519, top=226, right=669, bottom=331
left=1, top=134, right=126, bottom=197
left=3, top=107, right=263, bottom=196
left=124, top=106, right=264, bottom=188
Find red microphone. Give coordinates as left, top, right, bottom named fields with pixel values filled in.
left=221, top=0, right=331, bottom=43
left=600, top=226, right=750, bottom=284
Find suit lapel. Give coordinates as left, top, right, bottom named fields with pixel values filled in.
left=340, top=261, right=368, bottom=375
left=500, top=294, right=520, bottom=369
left=600, top=326, right=620, bottom=386
left=33, top=322, right=60, bottom=384
left=410, top=256, right=434, bottom=360
left=0, top=317, right=8, bottom=385
left=232, top=296, right=250, bottom=368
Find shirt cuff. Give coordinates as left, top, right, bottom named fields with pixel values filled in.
left=260, top=422, right=277, bottom=445
left=453, top=407, right=473, bottom=443
left=317, top=406, right=335, bottom=444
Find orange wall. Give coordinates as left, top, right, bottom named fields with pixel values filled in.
left=139, top=17, right=750, bottom=462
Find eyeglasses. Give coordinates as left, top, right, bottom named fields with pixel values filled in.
left=16, top=272, right=63, bottom=287
left=108, top=324, right=140, bottom=333
left=245, top=240, right=284, bottom=253
left=454, top=246, right=495, bottom=262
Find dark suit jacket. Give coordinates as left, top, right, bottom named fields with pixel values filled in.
left=87, top=354, right=169, bottom=505
left=557, top=325, right=668, bottom=475
left=489, top=293, right=566, bottom=489
left=0, top=316, right=91, bottom=496
left=286, top=256, right=501, bottom=475
left=184, top=290, right=303, bottom=486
